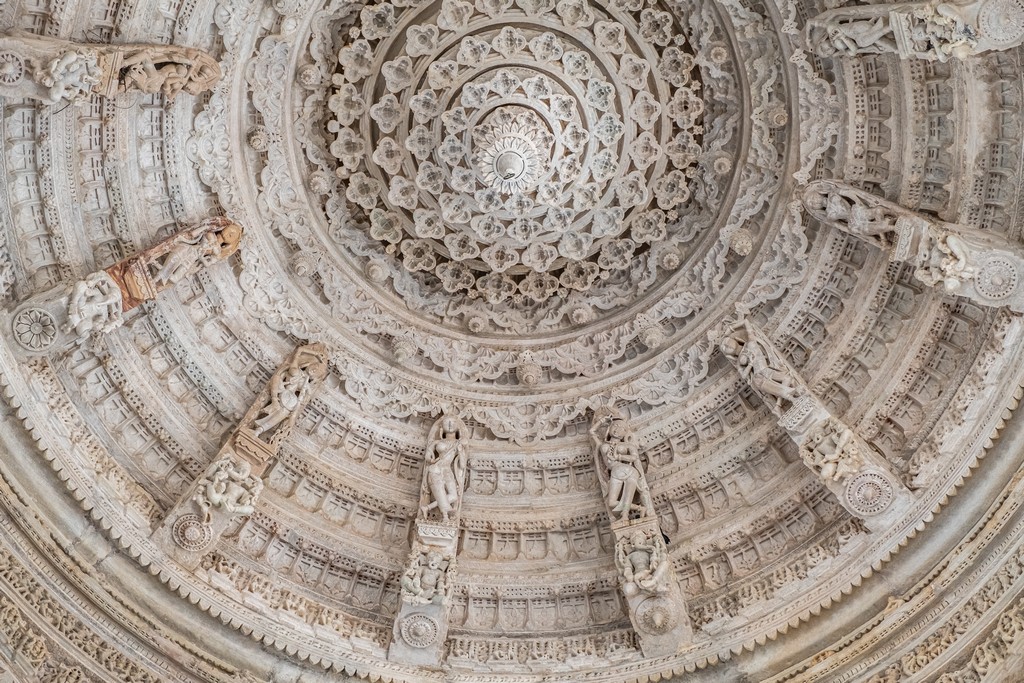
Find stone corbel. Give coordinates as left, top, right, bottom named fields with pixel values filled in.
left=0, top=30, right=222, bottom=105
left=720, top=321, right=912, bottom=531
left=589, top=407, right=692, bottom=658
left=805, top=0, right=1024, bottom=62
left=6, top=218, right=243, bottom=357
left=803, top=180, right=1024, bottom=313
left=389, top=414, right=469, bottom=667
left=151, top=343, right=328, bottom=569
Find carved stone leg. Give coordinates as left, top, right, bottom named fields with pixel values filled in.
left=150, top=343, right=327, bottom=570
left=780, top=396, right=913, bottom=532
left=388, top=414, right=469, bottom=667
left=4, top=218, right=243, bottom=358
left=611, top=517, right=691, bottom=658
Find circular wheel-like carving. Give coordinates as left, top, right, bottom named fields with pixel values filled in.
left=979, top=0, right=1024, bottom=45
left=172, top=513, right=214, bottom=552
left=972, top=256, right=1019, bottom=302
left=844, top=471, right=895, bottom=517
left=399, top=613, right=440, bottom=648
left=636, top=597, right=677, bottom=635
left=12, top=308, right=57, bottom=352
left=325, top=0, right=706, bottom=327
left=0, top=51, right=25, bottom=85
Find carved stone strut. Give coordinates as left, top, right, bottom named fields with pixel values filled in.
left=0, top=31, right=221, bottom=105
left=803, top=180, right=1024, bottom=312
left=152, top=343, right=328, bottom=569
left=388, top=414, right=469, bottom=667
left=7, top=217, right=243, bottom=356
left=589, top=407, right=691, bottom=658
left=805, top=0, right=1024, bottom=62
left=720, top=320, right=913, bottom=531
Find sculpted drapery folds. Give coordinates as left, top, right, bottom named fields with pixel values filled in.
left=805, top=0, right=1024, bottom=62
left=590, top=408, right=656, bottom=522
left=420, top=415, right=469, bottom=525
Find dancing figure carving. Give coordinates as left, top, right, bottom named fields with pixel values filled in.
left=420, top=416, right=468, bottom=524
left=590, top=408, right=656, bottom=522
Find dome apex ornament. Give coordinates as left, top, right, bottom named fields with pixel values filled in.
left=323, top=0, right=710, bottom=329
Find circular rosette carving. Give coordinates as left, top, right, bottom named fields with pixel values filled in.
left=972, top=255, right=1019, bottom=302
left=979, top=0, right=1024, bottom=45
left=399, top=613, right=440, bottom=648
left=172, top=513, right=214, bottom=552
left=844, top=471, right=895, bottom=517
left=325, top=0, right=706, bottom=329
left=635, top=597, right=677, bottom=635
left=0, top=51, right=25, bottom=85
left=12, top=307, right=57, bottom=352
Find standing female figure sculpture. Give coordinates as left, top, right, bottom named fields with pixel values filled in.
left=420, top=415, right=469, bottom=524
left=590, top=409, right=656, bottom=522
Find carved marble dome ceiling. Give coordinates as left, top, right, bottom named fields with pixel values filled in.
left=2, top=0, right=1024, bottom=680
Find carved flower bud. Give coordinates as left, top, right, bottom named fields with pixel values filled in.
left=308, top=171, right=333, bottom=195
left=516, top=353, right=543, bottom=386
left=364, top=259, right=390, bottom=284
left=467, top=316, right=487, bottom=333
left=767, top=105, right=789, bottom=128
left=639, top=325, right=667, bottom=349
left=297, top=64, right=321, bottom=88
left=569, top=305, right=593, bottom=325
left=290, top=251, right=317, bottom=278
left=712, top=155, right=732, bottom=176
left=727, top=228, right=753, bottom=256
left=708, top=44, right=728, bottom=65
left=392, top=337, right=417, bottom=362
left=659, top=248, right=682, bottom=270
left=246, top=126, right=269, bottom=152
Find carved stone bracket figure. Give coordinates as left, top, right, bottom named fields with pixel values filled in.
left=419, top=415, right=469, bottom=525
left=588, top=407, right=691, bottom=658
left=400, top=546, right=452, bottom=606
left=720, top=320, right=913, bottom=531
left=151, top=343, right=328, bottom=570
left=805, top=0, right=1024, bottom=62
left=389, top=415, right=469, bottom=667
left=0, top=31, right=221, bottom=105
left=6, top=218, right=243, bottom=357
left=803, top=180, right=1024, bottom=312
left=590, top=409, right=657, bottom=522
